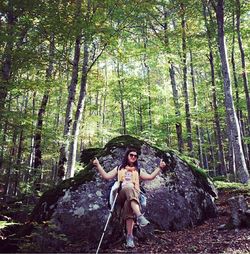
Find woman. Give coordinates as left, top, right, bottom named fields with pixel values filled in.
left=93, top=148, right=167, bottom=248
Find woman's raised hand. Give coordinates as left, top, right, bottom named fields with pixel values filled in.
left=92, top=157, right=100, bottom=166
left=159, top=159, right=167, bottom=170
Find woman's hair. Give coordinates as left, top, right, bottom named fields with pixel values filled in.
left=120, top=148, right=139, bottom=169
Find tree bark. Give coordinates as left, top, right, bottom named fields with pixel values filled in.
left=143, top=36, right=152, bottom=130
left=216, top=0, right=249, bottom=183
left=236, top=0, right=250, bottom=126
left=58, top=35, right=81, bottom=180
left=231, top=9, right=249, bottom=169
left=0, top=0, right=14, bottom=118
left=66, top=42, right=89, bottom=178
left=58, top=0, right=82, bottom=180
left=231, top=10, right=242, bottom=125
left=169, top=63, right=184, bottom=153
left=139, top=93, right=143, bottom=132
left=200, top=127, right=209, bottom=169
left=28, top=91, right=36, bottom=170
left=13, top=95, right=28, bottom=195
left=117, top=62, right=126, bottom=135
left=2, top=97, right=13, bottom=199
left=235, top=0, right=250, bottom=167
left=189, top=50, right=203, bottom=167
left=144, top=61, right=152, bottom=130
left=203, top=1, right=226, bottom=175
left=206, top=127, right=216, bottom=176
left=181, top=4, right=193, bottom=155
left=102, top=61, right=108, bottom=126
left=33, top=33, right=55, bottom=189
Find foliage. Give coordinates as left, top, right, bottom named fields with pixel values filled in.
left=19, top=221, right=68, bottom=253
left=214, top=180, right=250, bottom=193
left=0, top=221, right=19, bottom=230
left=0, top=0, right=250, bottom=202
left=180, top=154, right=209, bottom=179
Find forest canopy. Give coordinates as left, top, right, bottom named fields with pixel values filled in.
left=0, top=0, right=250, bottom=198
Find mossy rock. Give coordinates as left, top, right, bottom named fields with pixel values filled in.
left=26, top=134, right=217, bottom=252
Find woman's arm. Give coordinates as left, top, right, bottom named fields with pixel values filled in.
left=140, top=159, right=167, bottom=181
left=93, top=158, right=117, bottom=180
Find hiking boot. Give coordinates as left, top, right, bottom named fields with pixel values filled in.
left=126, top=235, right=135, bottom=248
left=137, top=214, right=150, bottom=227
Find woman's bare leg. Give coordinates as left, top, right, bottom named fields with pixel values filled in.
left=126, top=218, right=134, bottom=235
left=131, top=200, right=141, bottom=216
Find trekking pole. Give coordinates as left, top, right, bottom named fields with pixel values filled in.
left=96, top=181, right=122, bottom=254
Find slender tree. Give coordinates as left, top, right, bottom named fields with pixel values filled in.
left=214, top=0, right=249, bottom=183
left=0, top=0, right=14, bottom=117
left=58, top=0, right=82, bottom=180
left=189, top=50, right=203, bottom=166
left=231, top=8, right=249, bottom=171
left=236, top=0, right=250, bottom=126
left=169, top=63, right=184, bottom=152
left=33, top=33, right=55, bottom=189
left=66, top=42, right=89, bottom=178
left=203, top=1, right=226, bottom=175
left=235, top=0, right=250, bottom=167
left=181, top=3, right=193, bottom=155
left=117, top=62, right=127, bottom=135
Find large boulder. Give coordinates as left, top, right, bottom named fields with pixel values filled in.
left=28, top=135, right=217, bottom=252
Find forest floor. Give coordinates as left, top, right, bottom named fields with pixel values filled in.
left=101, top=189, right=250, bottom=254
left=1, top=189, right=250, bottom=253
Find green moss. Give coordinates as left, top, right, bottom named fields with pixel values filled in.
left=180, top=154, right=209, bottom=180
left=104, top=135, right=144, bottom=152
left=214, top=181, right=250, bottom=193
left=0, top=221, right=19, bottom=229
left=212, top=176, right=229, bottom=182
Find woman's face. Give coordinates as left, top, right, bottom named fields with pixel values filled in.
left=127, top=151, right=138, bottom=165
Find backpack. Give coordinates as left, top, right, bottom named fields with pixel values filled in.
left=107, top=165, right=147, bottom=209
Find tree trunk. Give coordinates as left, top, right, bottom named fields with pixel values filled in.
left=143, top=38, right=152, bottom=129
left=117, top=62, right=126, bottom=135
left=58, top=0, right=82, bottom=180
left=200, top=127, right=209, bottom=169
left=33, top=33, right=55, bottom=189
left=203, top=2, right=226, bottom=175
left=4, top=129, right=18, bottom=198
left=58, top=35, right=81, bottom=180
left=66, top=42, right=89, bottom=178
left=102, top=61, right=108, bottom=126
left=169, top=63, right=184, bottom=153
left=216, top=0, right=249, bottom=183
left=0, top=0, right=14, bottom=118
left=235, top=0, right=250, bottom=167
left=181, top=4, right=193, bottom=155
left=29, top=91, right=36, bottom=170
left=0, top=117, right=8, bottom=170
left=236, top=0, right=250, bottom=126
left=144, top=62, right=152, bottom=130
left=231, top=11, right=242, bottom=125
left=2, top=97, right=12, bottom=199
left=189, top=50, right=203, bottom=167
left=206, top=128, right=216, bottom=176
left=139, top=93, right=143, bottom=132
left=13, top=95, right=28, bottom=195
left=231, top=10, right=249, bottom=169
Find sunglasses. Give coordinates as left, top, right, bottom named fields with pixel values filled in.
left=129, top=153, right=138, bottom=158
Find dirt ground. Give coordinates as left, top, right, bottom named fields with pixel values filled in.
left=102, top=190, right=250, bottom=254
left=1, top=189, right=249, bottom=253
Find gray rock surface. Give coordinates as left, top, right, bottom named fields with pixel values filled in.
left=29, top=135, right=217, bottom=252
